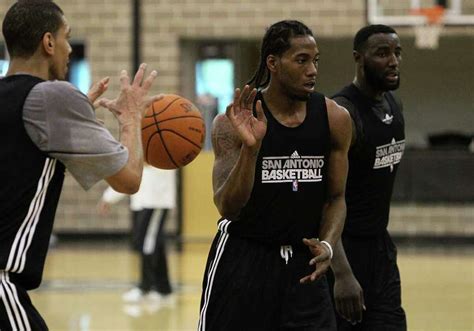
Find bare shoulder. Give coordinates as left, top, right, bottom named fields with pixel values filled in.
left=211, top=114, right=241, bottom=156
left=325, top=98, right=352, bottom=132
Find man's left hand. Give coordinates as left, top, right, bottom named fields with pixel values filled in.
left=88, top=77, right=110, bottom=109
left=299, top=238, right=331, bottom=284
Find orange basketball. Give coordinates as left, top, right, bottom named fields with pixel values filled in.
left=142, top=94, right=205, bottom=169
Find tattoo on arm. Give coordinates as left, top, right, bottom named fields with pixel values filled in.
left=213, top=130, right=237, bottom=155
left=212, top=127, right=241, bottom=193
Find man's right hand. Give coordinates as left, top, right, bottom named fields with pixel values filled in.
left=99, top=63, right=162, bottom=194
left=225, top=85, right=267, bottom=149
left=334, top=273, right=365, bottom=324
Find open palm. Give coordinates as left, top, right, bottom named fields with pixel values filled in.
left=226, top=85, right=267, bottom=147
left=98, top=63, right=161, bottom=126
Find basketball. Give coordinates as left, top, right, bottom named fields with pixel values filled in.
left=142, top=94, right=205, bottom=169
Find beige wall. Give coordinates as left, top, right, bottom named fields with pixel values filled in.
left=0, top=0, right=366, bottom=234
left=182, top=151, right=220, bottom=239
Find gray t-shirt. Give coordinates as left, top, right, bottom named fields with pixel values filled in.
left=23, top=80, right=128, bottom=190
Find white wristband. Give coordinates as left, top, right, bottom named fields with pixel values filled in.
left=320, top=240, right=333, bottom=260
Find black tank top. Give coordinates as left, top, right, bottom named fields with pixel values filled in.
left=333, top=84, right=405, bottom=235
left=0, top=75, right=65, bottom=289
left=225, top=92, right=330, bottom=245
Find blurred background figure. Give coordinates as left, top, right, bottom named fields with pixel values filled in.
left=97, top=166, right=177, bottom=304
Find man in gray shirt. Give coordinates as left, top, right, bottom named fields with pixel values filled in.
left=24, top=78, right=129, bottom=190
left=0, top=1, right=161, bottom=329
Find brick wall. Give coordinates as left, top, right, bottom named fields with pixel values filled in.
left=139, top=0, right=366, bottom=95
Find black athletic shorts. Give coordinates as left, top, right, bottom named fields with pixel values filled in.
left=327, top=230, right=407, bottom=331
left=0, top=271, right=48, bottom=331
left=198, top=219, right=336, bottom=331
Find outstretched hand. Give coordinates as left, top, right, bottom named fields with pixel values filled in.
left=300, top=238, right=332, bottom=284
left=88, top=76, right=110, bottom=109
left=98, top=63, right=162, bottom=127
left=226, top=85, right=267, bottom=148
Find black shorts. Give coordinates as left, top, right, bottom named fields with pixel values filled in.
left=0, top=271, right=48, bottom=331
left=327, top=231, right=406, bottom=331
left=131, top=209, right=169, bottom=253
left=198, top=220, right=336, bottom=331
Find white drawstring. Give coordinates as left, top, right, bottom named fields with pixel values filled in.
left=280, top=245, right=293, bottom=264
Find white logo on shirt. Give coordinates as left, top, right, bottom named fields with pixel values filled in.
left=374, top=138, right=405, bottom=172
left=382, top=114, right=394, bottom=124
left=261, top=151, right=325, bottom=185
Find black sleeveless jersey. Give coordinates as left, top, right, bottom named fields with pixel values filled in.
left=333, top=84, right=405, bottom=236
left=224, top=92, right=330, bottom=245
left=0, top=75, right=65, bottom=289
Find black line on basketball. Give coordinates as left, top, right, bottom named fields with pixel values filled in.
left=141, top=115, right=203, bottom=130
left=150, top=100, right=179, bottom=167
left=146, top=130, right=179, bottom=168
left=152, top=101, right=160, bottom=133
left=143, top=96, right=182, bottom=118
left=158, top=129, right=202, bottom=149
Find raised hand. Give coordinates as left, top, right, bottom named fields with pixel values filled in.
left=88, top=76, right=110, bottom=109
left=300, top=238, right=332, bottom=284
left=98, top=63, right=162, bottom=127
left=226, top=85, right=267, bottom=148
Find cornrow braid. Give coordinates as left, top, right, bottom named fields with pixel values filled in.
left=247, top=20, right=314, bottom=90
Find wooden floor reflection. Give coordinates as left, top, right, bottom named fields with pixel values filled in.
left=31, top=241, right=473, bottom=331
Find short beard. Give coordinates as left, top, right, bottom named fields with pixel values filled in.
left=364, top=65, right=400, bottom=91
left=288, top=91, right=311, bottom=102
left=49, top=65, right=66, bottom=81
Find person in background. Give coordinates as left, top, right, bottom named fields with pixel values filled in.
left=98, top=166, right=177, bottom=304
left=329, top=24, right=407, bottom=330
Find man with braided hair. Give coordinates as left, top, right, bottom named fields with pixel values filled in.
left=198, top=20, right=352, bottom=331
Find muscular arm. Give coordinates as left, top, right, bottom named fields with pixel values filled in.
left=102, top=65, right=160, bottom=194
left=318, top=98, right=352, bottom=248
left=300, top=98, right=352, bottom=284
left=333, top=96, right=357, bottom=147
left=329, top=98, right=365, bottom=323
left=330, top=96, right=357, bottom=273
left=212, top=114, right=260, bottom=218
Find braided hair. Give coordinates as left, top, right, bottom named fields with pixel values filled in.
left=247, top=20, right=314, bottom=90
